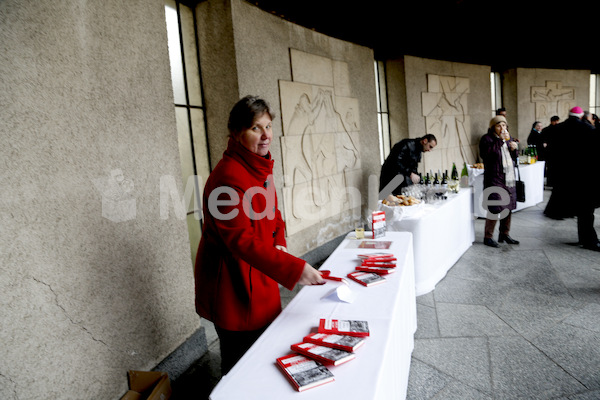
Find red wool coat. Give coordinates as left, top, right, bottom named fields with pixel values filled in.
left=195, top=138, right=305, bottom=331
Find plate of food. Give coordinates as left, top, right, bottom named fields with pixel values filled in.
left=378, top=194, right=424, bottom=227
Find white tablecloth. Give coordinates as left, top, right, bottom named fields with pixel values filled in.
left=385, top=189, right=475, bottom=296
left=471, top=161, right=545, bottom=218
left=209, top=231, right=417, bottom=400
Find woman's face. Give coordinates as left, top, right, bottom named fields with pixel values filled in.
left=494, top=121, right=507, bottom=135
left=237, top=112, right=273, bottom=156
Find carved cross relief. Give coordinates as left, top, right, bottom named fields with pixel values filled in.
left=421, top=74, right=476, bottom=173
left=531, top=81, right=576, bottom=123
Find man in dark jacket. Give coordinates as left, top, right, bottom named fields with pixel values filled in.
left=545, top=106, right=599, bottom=251
left=544, top=108, right=584, bottom=220
left=379, top=134, right=437, bottom=195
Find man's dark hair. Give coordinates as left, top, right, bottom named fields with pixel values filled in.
left=550, top=115, right=560, bottom=122
left=495, top=107, right=506, bottom=115
left=227, top=95, right=275, bottom=137
left=422, top=134, right=437, bottom=143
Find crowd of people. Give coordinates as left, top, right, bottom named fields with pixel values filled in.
left=195, top=95, right=599, bottom=377
left=379, top=105, right=599, bottom=251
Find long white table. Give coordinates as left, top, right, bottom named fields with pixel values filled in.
left=386, top=189, right=475, bottom=296
left=209, top=231, right=417, bottom=400
left=471, top=161, right=545, bottom=218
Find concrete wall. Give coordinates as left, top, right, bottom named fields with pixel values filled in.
left=0, top=1, right=200, bottom=398
left=502, top=68, right=519, bottom=134
left=386, top=59, right=409, bottom=145
left=510, top=68, right=591, bottom=140
left=197, top=0, right=379, bottom=255
left=400, top=56, right=492, bottom=173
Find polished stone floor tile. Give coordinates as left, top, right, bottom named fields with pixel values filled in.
left=414, top=303, right=439, bottom=339
left=489, top=335, right=587, bottom=399
left=412, top=337, right=492, bottom=392
left=487, top=288, right=583, bottom=340
left=433, top=275, right=508, bottom=308
left=564, top=389, right=600, bottom=399
left=531, top=323, right=600, bottom=390
left=430, top=380, right=494, bottom=400
left=561, top=303, right=600, bottom=333
left=436, top=302, right=518, bottom=338
left=406, top=358, right=452, bottom=400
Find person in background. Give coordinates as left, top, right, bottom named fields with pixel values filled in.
left=541, top=116, right=560, bottom=187
left=583, top=110, right=596, bottom=129
left=547, top=106, right=599, bottom=250
left=593, top=113, right=600, bottom=129
left=379, top=134, right=437, bottom=195
left=495, top=108, right=520, bottom=144
left=527, top=121, right=545, bottom=160
left=194, top=96, right=324, bottom=374
left=544, top=107, right=587, bottom=220
left=479, top=115, right=520, bottom=248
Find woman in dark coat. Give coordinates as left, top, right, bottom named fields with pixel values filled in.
left=479, top=115, right=520, bottom=247
left=527, top=121, right=545, bottom=160
left=195, top=96, right=324, bottom=373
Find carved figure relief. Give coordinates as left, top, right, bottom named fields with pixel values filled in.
left=531, top=81, right=575, bottom=123
left=279, top=50, right=362, bottom=235
left=422, top=74, right=475, bottom=172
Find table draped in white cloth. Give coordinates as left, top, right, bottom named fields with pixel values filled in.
left=471, top=161, right=545, bottom=218
left=209, top=231, right=417, bottom=400
left=384, top=189, right=475, bottom=296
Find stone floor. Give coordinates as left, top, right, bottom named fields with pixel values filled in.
left=172, top=189, right=600, bottom=399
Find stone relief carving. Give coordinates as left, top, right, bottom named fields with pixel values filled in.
left=279, top=50, right=362, bottom=235
left=422, top=74, right=476, bottom=173
left=531, top=81, right=575, bottom=123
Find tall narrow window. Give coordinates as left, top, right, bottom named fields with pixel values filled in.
left=490, top=71, right=502, bottom=117
left=590, top=74, right=599, bottom=117
left=165, top=0, right=211, bottom=265
left=375, top=60, right=391, bottom=164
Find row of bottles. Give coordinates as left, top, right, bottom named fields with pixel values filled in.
left=520, top=145, right=538, bottom=164
left=411, top=162, right=470, bottom=196
left=419, top=170, right=449, bottom=187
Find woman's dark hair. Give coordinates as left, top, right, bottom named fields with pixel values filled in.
left=531, top=121, right=541, bottom=130
left=227, top=95, right=275, bottom=137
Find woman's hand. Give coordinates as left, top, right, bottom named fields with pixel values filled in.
left=298, top=263, right=325, bottom=286
left=508, top=141, right=518, bottom=151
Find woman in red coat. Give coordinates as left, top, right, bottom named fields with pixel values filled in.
left=195, top=96, right=324, bottom=374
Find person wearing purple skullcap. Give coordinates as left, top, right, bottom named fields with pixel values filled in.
left=544, top=106, right=599, bottom=251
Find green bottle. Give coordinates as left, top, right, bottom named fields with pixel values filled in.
left=451, top=162, right=459, bottom=180
left=460, top=162, right=469, bottom=187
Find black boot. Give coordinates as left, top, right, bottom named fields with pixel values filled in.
left=581, top=241, right=600, bottom=252
left=498, top=233, right=519, bottom=244
left=484, top=238, right=499, bottom=248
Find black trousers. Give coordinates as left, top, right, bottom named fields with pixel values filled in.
left=484, top=211, right=512, bottom=239
left=215, top=325, right=268, bottom=375
left=577, top=205, right=598, bottom=247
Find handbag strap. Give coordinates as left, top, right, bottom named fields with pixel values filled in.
left=515, top=159, right=522, bottom=181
